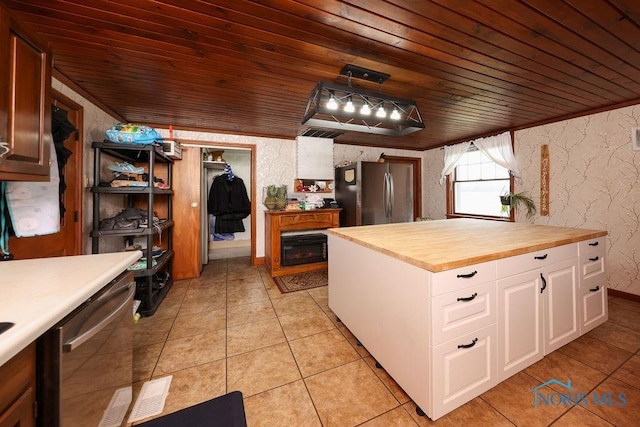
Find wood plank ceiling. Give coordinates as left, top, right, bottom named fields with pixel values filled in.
left=4, top=0, right=640, bottom=150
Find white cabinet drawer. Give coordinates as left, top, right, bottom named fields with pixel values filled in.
left=431, top=261, right=496, bottom=296
left=496, top=244, right=577, bottom=279
left=431, top=281, right=496, bottom=346
left=578, top=237, right=606, bottom=255
left=432, top=324, right=497, bottom=420
left=579, top=251, right=605, bottom=289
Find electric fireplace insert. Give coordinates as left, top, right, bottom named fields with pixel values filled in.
left=281, top=233, right=327, bottom=266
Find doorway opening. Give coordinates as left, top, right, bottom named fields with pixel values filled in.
left=202, top=146, right=252, bottom=261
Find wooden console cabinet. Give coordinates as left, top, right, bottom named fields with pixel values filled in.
left=265, top=209, right=340, bottom=277
left=0, top=343, right=35, bottom=427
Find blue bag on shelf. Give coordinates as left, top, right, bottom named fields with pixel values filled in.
left=105, top=123, right=162, bottom=145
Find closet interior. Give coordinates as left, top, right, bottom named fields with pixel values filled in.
left=201, top=147, right=252, bottom=262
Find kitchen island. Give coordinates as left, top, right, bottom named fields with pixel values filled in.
left=327, top=218, right=608, bottom=420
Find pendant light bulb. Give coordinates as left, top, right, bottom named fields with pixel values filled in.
left=376, top=105, right=386, bottom=118
left=390, top=107, right=401, bottom=120
left=327, top=95, right=338, bottom=110
left=360, top=102, right=371, bottom=116
left=344, top=98, right=355, bottom=113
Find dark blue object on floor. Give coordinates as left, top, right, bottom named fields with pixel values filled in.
left=137, top=391, right=246, bottom=427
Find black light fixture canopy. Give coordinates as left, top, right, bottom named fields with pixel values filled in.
left=340, top=64, right=390, bottom=84
left=301, top=65, right=424, bottom=137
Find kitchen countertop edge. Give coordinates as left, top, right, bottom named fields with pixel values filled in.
left=327, top=219, right=608, bottom=272
left=0, top=251, right=141, bottom=366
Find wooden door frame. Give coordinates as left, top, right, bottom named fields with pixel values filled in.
left=383, top=155, right=422, bottom=221
left=53, top=89, right=83, bottom=255
left=172, top=139, right=257, bottom=279
left=192, top=141, right=257, bottom=266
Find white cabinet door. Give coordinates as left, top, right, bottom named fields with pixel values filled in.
left=542, top=257, right=580, bottom=354
left=497, top=269, right=543, bottom=382
left=432, top=324, right=497, bottom=420
left=578, top=242, right=607, bottom=334
left=581, top=283, right=608, bottom=334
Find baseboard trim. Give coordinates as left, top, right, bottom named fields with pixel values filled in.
left=608, top=288, right=640, bottom=303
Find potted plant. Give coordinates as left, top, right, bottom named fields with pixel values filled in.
left=263, top=185, right=288, bottom=210
left=500, top=191, right=537, bottom=220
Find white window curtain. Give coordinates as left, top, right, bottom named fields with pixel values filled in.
left=440, top=131, right=521, bottom=185
left=472, top=131, right=521, bottom=183
left=439, top=140, right=471, bottom=185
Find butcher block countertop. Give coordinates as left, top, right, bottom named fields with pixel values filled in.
left=0, top=251, right=141, bottom=366
left=327, top=218, right=607, bottom=272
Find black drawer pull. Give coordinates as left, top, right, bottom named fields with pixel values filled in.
left=457, top=292, right=478, bottom=302
left=588, top=241, right=599, bottom=246
left=456, top=270, right=477, bottom=279
left=534, top=254, right=548, bottom=260
left=458, top=338, right=478, bottom=349
left=540, top=273, right=547, bottom=293
left=589, top=256, right=599, bottom=262
left=589, top=286, right=600, bottom=292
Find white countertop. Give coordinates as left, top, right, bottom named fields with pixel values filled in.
left=0, top=251, right=141, bottom=366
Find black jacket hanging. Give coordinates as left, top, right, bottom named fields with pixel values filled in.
left=207, top=174, right=251, bottom=233
left=51, top=105, right=76, bottom=217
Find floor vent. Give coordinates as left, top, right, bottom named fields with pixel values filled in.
left=99, top=386, right=132, bottom=427
left=128, top=375, right=173, bottom=423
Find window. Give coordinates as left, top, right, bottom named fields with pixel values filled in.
left=450, top=147, right=512, bottom=219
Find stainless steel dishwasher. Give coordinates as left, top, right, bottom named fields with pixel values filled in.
left=38, top=270, right=135, bottom=427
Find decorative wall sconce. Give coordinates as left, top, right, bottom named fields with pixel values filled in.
left=301, top=65, right=424, bottom=136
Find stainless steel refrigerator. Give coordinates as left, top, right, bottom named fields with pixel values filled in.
left=335, top=161, right=414, bottom=226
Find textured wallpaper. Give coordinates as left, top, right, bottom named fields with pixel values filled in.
left=423, top=105, right=640, bottom=296
left=515, top=106, right=640, bottom=296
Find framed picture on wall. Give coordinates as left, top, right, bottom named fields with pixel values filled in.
left=633, top=127, right=640, bottom=151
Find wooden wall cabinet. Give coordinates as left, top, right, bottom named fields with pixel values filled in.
left=0, top=343, right=36, bottom=427
left=0, top=6, right=52, bottom=181
left=265, top=209, right=340, bottom=277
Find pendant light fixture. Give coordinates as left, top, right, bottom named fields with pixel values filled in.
left=301, top=64, right=424, bottom=136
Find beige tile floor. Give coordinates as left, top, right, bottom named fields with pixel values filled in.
left=131, top=257, right=640, bottom=426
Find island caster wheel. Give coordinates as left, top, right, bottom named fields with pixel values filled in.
left=375, top=361, right=383, bottom=369
left=336, top=317, right=342, bottom=323
left=356, top=340, right=363, bottom=347
left=416, top=406, right=426, bottom=417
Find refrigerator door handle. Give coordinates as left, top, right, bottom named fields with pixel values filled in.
left=382, top=172, right=389, bottom=217
left=388, top=172, right=394, bottom=218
